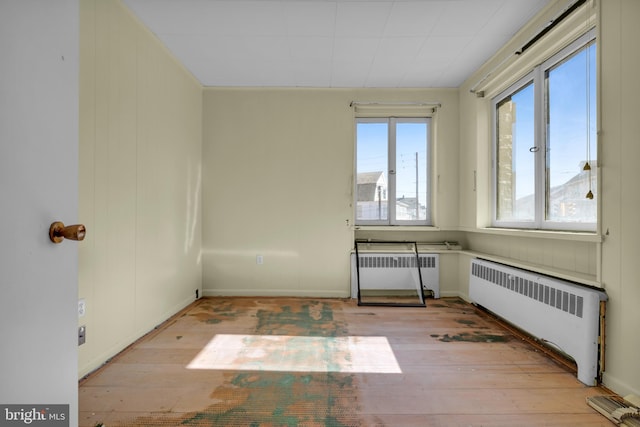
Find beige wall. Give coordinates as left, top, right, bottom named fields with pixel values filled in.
left=78, top=0, right=202, bottom=377
left=459, top=0, right=640, bottom=397
left=598, top=0, right=640, bottom=398
left=201, top=88, right=458, bottom=297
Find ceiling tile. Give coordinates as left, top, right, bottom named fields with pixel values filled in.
left=366, top=56, right=413, bottom=87
left=331, top=60, right=371, bottom=87
left=123, top=0, right=554, bottom=88
left=383, top=1, right=446, bottom=37
left=431, top=0, right=503, bottom=36
left=284, top=2, right=337, bottom=37
left=376, top=37, right=425, bottom=59
left=290, top=59, right=332, bottom=87
left=205, top=1, right=288, bottom=36
left=288, top=37, right=333, bottom=61
left=335, top=2, right=392, bottom=37
left=401, top=64, right=449, bottom=88
left=417, top=36, right=473, bottom=62
left=333, top=37, right=379, bottom=61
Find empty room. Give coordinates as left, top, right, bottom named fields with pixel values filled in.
left=1, top=0, right=640, bottom=426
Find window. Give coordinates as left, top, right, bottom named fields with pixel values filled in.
left=355, top=117, right=431, bottom=226
left=492, top=30, right=596, bottom=231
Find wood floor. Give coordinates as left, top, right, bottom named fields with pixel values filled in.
left=79, top=297, right=612, bottom=426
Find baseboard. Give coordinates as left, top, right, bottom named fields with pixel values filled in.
left=202, top=288, right=463, bottom=301
left=602, top=372, right=640, bottom=399
left=78, top=293, right=197, bottom=379
left=202, top=288, right=350, bottom=298
left=439, top=290, right=469, bottom=301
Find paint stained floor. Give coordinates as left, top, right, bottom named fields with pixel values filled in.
left=79, top=297, right=610, bottom=426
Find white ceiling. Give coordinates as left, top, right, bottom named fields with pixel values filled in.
left=123, top=0, right=552, bottom=88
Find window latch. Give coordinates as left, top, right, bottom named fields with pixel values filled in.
left=529, top=146, right=540, bottom=152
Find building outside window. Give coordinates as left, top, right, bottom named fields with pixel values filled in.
left=355, top=117, right=431, bottom=226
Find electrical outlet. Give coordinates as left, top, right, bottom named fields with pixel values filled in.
left=78, top=299, right=86, bottom=317
left=78, top=325, right=86, bottom=346
left=256, top=255, right=264, bottom=265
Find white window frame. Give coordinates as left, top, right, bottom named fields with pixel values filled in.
left=355, top=117, right=432, bottom=226
left=492, top=29, right=597, bottom=231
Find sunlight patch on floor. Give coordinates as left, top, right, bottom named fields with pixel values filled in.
left=187, top=334, right=402, bottom=373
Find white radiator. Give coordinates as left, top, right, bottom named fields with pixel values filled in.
left=469, top=258, right=607, bottom=386
left=350, top=253, right=439, bottom=298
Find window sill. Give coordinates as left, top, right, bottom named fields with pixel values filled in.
left=353, top=225, right=442, bottom=232
left=466, top=227, right=602, bottom=243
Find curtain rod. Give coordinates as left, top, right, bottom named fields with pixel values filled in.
left=469, top=0, right=587, bottom=96
left=516, top=0, right=587, bottom=56
left=349, top=101, right=441, bottom=108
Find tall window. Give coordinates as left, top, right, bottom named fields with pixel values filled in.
left=493, top=30, right=596, bottom=231
left=355, top=117, right=431, bottom=226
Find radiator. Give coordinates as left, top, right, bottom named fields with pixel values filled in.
left=469, top=258, right=607, bottom=385
left=350, top=253, right=439, bottom=298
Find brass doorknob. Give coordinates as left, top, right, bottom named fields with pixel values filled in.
left=49, top=221, right=86, bottom=244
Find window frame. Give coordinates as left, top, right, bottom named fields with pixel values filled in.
left=491, top=29, right=597, bottom=232
left=355, top=116, right=432, bottom=227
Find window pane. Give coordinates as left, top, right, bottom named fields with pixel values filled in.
left=546, top=42, right=597, bottom=224
left=395, top=122, right=427, bottom=221
left=356, top=122, right=388, bottom=221
left=496, top=82, right=535, bottom=222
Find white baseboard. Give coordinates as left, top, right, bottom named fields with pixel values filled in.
left=78, top=293, right=197, bottom=379
left=202, top=288, right=350, bottom=298
left=602, top=372, right=640, bottom=399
